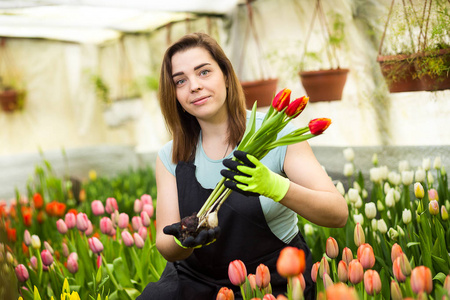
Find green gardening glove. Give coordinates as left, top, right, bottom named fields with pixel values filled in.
left=221, top=150, right=290, bottom=202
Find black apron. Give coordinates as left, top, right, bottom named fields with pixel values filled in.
left=138, top=161, right=315, bottom=300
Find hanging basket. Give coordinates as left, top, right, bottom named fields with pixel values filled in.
left=0, top=88, right=26, bottom=112
left=241, top=78, right=278, bottom=108
left=299, top=68, right=348, bottom=102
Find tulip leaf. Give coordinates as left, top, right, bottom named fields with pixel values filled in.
left=239, top=103, right=258, bottom=150
left=431, top=255, right=448, bottom=274
left=113, top=257, right=133, bottom=288
left=433, top=272, right=447, bottom=284
left=33, top=286, right=42, bottom=300
left=379, top=268, right=390, bottom=300
left=406, top=242, right=420, bottom=247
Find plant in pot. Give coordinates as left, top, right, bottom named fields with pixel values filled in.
left=377, top=0, right=450, bottom=93
left=297, top=0, right=349, bottom=102
left=0, top=77, right=27, bottom=113
left=239, top=0, right=278, bottom=109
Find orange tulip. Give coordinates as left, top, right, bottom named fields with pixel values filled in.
left=363, top=270, right=382, bottom=296
left=263, top=295, right=276, bottom=300
left=337, top=260, right=348, bottom=282
left=357, top=243, right=375, bottom=269
left=323, top=273, right=334, bottom=290
left=311, top=261, right=320, bottom=283
left=21, top=207, right=33, bottom=227
left=326, top=282, right=359, bottom=300
left=342, top=247, right=353, bottom=266
left=392, top=257, right=406, bottom=282
left=411, top=266, right=432, bottom=294
left=348, top=259, right=363, bottom=285
left=276, top=247, right=305, bottom=278
left=247, top=274, right=257, bottom=291
left=326, top=237, right=339, bottom=259
left=255, top=264, right=271, bottom=289
left=228, top=260, right=247, bottom=286
left=276, top=295, right=288, bottom=300
left=216, top=287, right=235, bottom=300
left=7, top=228, right=17, bottom=242
left=37, top=210, right=45, bottom=224
left=295, top=273, right=306, bottom=291
left=308, top=118, right=331, bottom=135
left=272, top=88, right=291, bottom=112
left=391, top=243, right=403, bottom=263
left=399, top=253, right=411, bottom=276
left=285, top=96, right=308, bottom=118
left=354, top=223, right=365, bottom=247
left=33, top=193, right=44, bottom=209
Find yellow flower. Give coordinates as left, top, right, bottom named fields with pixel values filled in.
left=89, top=169, right=97, bottom=181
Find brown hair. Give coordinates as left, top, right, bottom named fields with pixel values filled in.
left=159, top=32, right=247, bottom=163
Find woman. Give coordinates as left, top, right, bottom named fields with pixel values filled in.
left=138, top=32, right=348, bottom=300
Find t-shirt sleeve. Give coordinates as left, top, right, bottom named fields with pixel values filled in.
left=158, top=140, right=177, bottom=176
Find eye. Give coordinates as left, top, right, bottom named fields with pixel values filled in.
left=175, top=78, right=186, bottom=86
left=200, top=69, right=210, bottom=76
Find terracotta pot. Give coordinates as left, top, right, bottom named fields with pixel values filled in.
left=299, top=68, right=349, bottom=102
left=377, top=54, right=422, bottom=93
left=415, top=49, right=450, bottom=91
left=0, top=89, right=19, bottom=112
left=241, top=78, right=278, bottom=109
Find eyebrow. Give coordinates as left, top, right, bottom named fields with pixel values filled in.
left=172, top=63, right=211, bottom=78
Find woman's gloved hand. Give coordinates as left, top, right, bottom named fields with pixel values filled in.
left=163, top=222, right=221, bottom=249
left=221, top=150, right=290, bottom=202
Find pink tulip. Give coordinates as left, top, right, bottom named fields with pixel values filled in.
left=337, top=260, right=348, bottom=282
left=67, top=253, right=78, bottom=274
left=91, top=200, right=105, bottom=216
left=141, top=211, right=151, bottom=227
left=88, top=237, right=104, bottom=253
left=247, top=273, right=257, bottom=290
left=111, top=210, right=119, bottom=227
left=263, top=294, right=277, bottom=300
left=100, top=217, right=113, bottom=235
left=23, top=230, right=31, bottom=246
left=134, top=199, right=143, bottom=213
left=97, top=255, right=102, bottom=269
left=85, top=221, right=93, bottom=236
left=326, top=237, right=339, bottom=259
left=216, top=287, right=234, bottom=300
left=342, top=247, right=353, bottom=266
left=65, top=212, right=76, bottom=229
left=429, top=200, right=439, bottom=215
left=118, top=213, right=129, bottom=229
left=348, top=259, right=363, bottom=285
left=357, top=244, right=375, bottom=269
left=138, top=226, right=148, bottom=241
left=255, top=264, right=271, bottom=289
left=30, top=256, right=37, bottom=270
left=228, top=260, right=247, bottom=286
left=41, top=249, right=53, bottom=266
left=133, top=233, right=145, bottom=249
left=44, top=241, right=54, bottom=254
left=121, top=230, right=134, bottom=247
left=76, top=213, right=89, bottom=232
left=391, top=243, right=403, bottom=263
left=411, top=266, right=432, bottom=294
left=364, top=270, right=382, bottom=295
left=62, top=243, right=69, bottom=257
left=56, top=219, right=68, bottom=234
left=392, top=257, right=406, bottom=282
left=15, top=264, right=29, bottom=282
left=142, top=204, right=154, bottom=218
left=105, top=197, right=118, bottom=214
left=140, top=194, right=152, bottom=206
left=428, top=189, right=439, bottom=201
left=132, top=216, right=143, bottom=231
left=323, top=273, right=334, bottom=290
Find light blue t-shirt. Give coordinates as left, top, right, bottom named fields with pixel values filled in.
left=158, top=111, right=299, bottom=243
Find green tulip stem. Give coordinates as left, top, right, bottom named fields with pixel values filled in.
left=34, top=247, right=43, bottom=286
left=100, top=253, right=120, bottom=290
left=130, top=247, right=145, bottom=290
left=331, top=259, right=338, bottom=282
left=287, top=276, right=293, bottom=300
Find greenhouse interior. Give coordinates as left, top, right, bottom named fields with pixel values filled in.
left=0, top=0, right=449, bottom=299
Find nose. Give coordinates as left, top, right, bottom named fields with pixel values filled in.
left=190, top=78, right=202, bottom=93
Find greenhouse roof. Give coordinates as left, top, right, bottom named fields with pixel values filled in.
left=0, top=0, right=241, bottom=43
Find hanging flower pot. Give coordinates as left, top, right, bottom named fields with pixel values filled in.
left=241, top=78, right=278, bottom=108
left=377, top=54, right=422, bottom=93
left=0, top=88, right=26, bottom=112
left=299, top=68, right=349, bottom=102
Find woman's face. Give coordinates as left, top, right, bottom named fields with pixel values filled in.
left=171, top=47, right=228, bottom=123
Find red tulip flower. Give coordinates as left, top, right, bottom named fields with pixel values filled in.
left=411, top=266, right=432, bottom=294
left=41, top=249, right=54, bottom=266
left=228, top=260, right=247, bottom=286
left=255, top=264, right=271, bottom=289
left=308, top=118, right=331, bottom=135
left=276, top=246, right=305, bottom=278
left=311, top=261, right=320, bottom=283
left=216, top=287, right=235, bottom=300
left=392, top=257, right=406, bottom=282
left=272, top=88, right=291, bottom=112
left=286, top=96, right=308, bottom=118
left=391, top=243, right=403, bottom=263
left=33, top=193, right=44, bottom=209
left=15, top=264, right=29, bottom=282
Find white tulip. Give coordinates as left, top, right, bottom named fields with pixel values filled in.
left=362, top=189, right=368, bottom=199
left=399, top=160, right=410, bottom=172
left=371, top=218, right=378, bottom=231
left=422, top=158, right=431, bottom=171
left=402, top=171, right=414, bottom=186
left=372, top=153, right=378, bottom=166
left=348, top=188, right=359, bottom=203
left=388, top=171, right=401, bottom=186
left=343, top=148, right=355, bottom=162
left=433, top=156, right=442, bottom=169
left=370, top=167, right=382, bottom=183
left=378, top=219, right=388, bottom=234
left=336, top=181, right=345, bottom=196
left=304, top=223, right=314, bottom=236
left=353, top=213, right=364, bottom=225
left=344, top=163, right=354, bottom=177
left=415, top=168, right=425, bottom=183
left=353, top=181, right=361, bottom=193
left=388, top=227, right=399, bottom=240
left=396, top=225, right=405, bottom=237
left=355, top=195, right=363, bottom=209
left=427, top=172, right=434, bottom=185
left=377, top=200, right=385, bottom=212
left=384, top=182, right=391, bottom=194
left=394, top=189, right=401, bottom=203
left=387, top=210, right=392, bottom=219
left=402, top=209, right=412, bottom=224
left=365, top=202, right=377, bottom=219
left=380, top=166, right=389, bottom=181
left=385, top=189, right=395, bottom=208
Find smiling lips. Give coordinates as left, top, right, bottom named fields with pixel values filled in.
left=191, top=95, right=210, bottom=104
